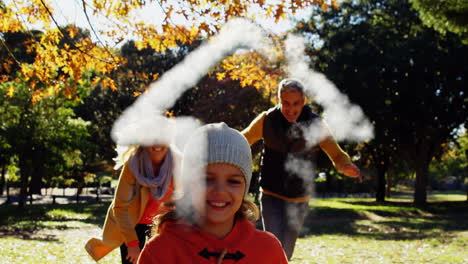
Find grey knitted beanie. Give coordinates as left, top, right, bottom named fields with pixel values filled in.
left=182, top=122, right=252, bottom=195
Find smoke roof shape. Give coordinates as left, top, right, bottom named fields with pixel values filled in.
left=111, top=18, right=373, bottom=148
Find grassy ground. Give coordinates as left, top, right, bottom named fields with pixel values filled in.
left=0, top=193, right=466, bottom=264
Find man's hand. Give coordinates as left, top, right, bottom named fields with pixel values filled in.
left=126, top=246, right=141, bottom=264
left=338, top=163, right=362, bottom=182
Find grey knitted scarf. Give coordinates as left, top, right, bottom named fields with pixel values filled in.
left=129, top=148, right=173, bottom=200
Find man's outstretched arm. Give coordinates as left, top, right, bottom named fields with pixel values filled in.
left=241, top=112, right=267, bottom=146
left=319, top=122, right=362, bottom=182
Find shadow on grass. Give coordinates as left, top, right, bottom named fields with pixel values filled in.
left=345, top=200, right=468, bottom=215
left=301, top=200, right=468, bottom=241
left=0, top=202, right=110, bottom=225
left=0, top=201, right=111, bottom=240
left=0, top=226, right=61, bottom=242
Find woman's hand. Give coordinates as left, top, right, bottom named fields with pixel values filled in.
left=338, top=163, right=362, bottom=182
left=126, top=246, right=141, bottom=264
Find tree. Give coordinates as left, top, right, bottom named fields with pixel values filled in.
left=297, top=0, right=468, bottom=204
left=409, top=0, right=468, bottom=44
left=1, top=0, right=336, bottom=100
left=430, top=132, right=468, bottom=200
left=172, top=76, right=273, bottom=130
left=73, top=39, right=203, bottom=165
left=0, top=24, right=104, bottom=205
left=0, top=136, right=13, bottom=195
left=0, top=80, right=90, bottom=207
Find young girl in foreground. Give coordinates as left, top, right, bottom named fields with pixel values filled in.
left=138, top=123, right=288, bottom=264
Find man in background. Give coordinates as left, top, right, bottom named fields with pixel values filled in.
left=242, top=78, right=361, bottom=260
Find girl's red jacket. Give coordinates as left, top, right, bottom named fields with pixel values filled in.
left=138, top=217, right=288, bottom=264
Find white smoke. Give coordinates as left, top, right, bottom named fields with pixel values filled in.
left=284, top=155, right=316, bottom=195
left=110, top=18, right=374, bottom=222
left=282, top=35, right=373, bottom=228
left=284, top=34, right=374, bottom=142
left=299, top=120, right=328, bottom=149
left=111, top=18, right=275, bottom=148
left=112, top=21, right=373, bottom=151
left=281, top=33, right=373, bottom=235
left=111, top=18, right=276, bottom=219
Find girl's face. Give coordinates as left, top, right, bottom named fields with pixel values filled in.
left=146, top=145, right=169, bottom=165
left=193, top=163, right=246, bottom=236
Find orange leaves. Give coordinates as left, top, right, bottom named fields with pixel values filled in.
left=31, top=89, right=45, bottom=103
left=152, top=73, right=159, bottom=81
left=216, top=72, right=226, bottom=80
left=100, top=77, right=118, bottom=91
left=5, top=24, right=122, bottom=101
left=12, top=0, right=52, bottom=28
left=135, top=23, right=199, bottom=52
left=1, top=0, right=331, bottom=103
left=66, top=27, right=79, bottom=39
left=217, top=51, right=284, bottom=102
left=0, top=75, right=10, bottom=83
left=331, top=0, right=340, bottom=9
left=274, top=5, right=286, bottom=22
left=7, top=85, right=15, bottom=97
left=90, top=77, right=101, bottom=87
left=319, top=0, right=340, bottom=12
left=1, top=7, right=25, bottom=33
left=20, top=64, right=35, bottom=81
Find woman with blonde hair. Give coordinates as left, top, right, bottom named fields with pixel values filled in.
left=85, top=118, right=181, bottom=264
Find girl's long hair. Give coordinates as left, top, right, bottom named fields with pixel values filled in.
left=151, top=199, right=259, bottom=236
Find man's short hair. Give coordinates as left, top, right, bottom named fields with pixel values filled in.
left=278, top=78, right=305, bottom=98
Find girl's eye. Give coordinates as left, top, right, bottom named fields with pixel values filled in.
left=205, top=177, right=215, bottom=184
left=228, top=179, right=242, bottom=185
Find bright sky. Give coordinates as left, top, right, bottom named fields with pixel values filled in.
left=41, top=0, right=313, bottom=46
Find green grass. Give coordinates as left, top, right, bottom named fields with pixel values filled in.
left=0, top=194, right=467, bottom=264
left=294, top=196, right=468, bottom=264
left=0, top=202, right=120, bottom=264
left=386, top=190, right=467, bottom=202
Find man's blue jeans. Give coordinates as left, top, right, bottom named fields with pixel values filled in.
left=260, top=193, right=309, bottom=260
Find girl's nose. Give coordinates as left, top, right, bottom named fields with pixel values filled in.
left=210, top=180, right=226, bottom=194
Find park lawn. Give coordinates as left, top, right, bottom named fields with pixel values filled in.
left=0, top=194, right=467, bottom=264
left=292, top=195, right=468, bottom=264
left=0, top=202, right=120, bottom=264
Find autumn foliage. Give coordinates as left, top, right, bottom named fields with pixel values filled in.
left=1, top=0, right=337, bottom=101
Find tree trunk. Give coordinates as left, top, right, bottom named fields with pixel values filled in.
left=386, top=168, right=393, bottom=198
left=95, top=177, right=100, bottom=201
left=465, top=149, right=468, bottom=203
left=374, top=152, right=389, bottom=203
left=0, top=164, right=6, bottom=196
left=376, top=162, right=387, bottom=203
left=325, top=172, right=334, bottom=192
left=6, top=183, right=10, bottom=204
left=29, top=170, right=43, bottom=195
left=77, top=182, right=84, bottom=195
left=29, top=151, right=44, bottom=195
left=414, top=160, right=429, bottom=206
left=18, top=156, right=31, bottom=208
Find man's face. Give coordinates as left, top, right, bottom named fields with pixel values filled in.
left=279, top=90, right=306, bottom=122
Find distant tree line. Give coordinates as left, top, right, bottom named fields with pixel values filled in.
left=1, top=0, right=466, bottom=207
